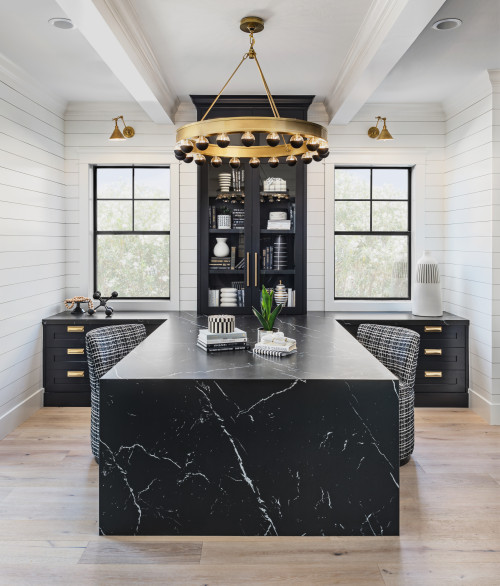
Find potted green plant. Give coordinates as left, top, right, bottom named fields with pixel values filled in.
left=252, top=285, right=283, bottom=342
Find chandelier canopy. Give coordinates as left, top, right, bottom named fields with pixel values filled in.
left=175, top=17, right=329, bottom=169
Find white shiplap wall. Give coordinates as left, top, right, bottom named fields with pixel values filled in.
left=443, top=70, right=498, bottom=424
left=0, top=60, right=66, bottom=437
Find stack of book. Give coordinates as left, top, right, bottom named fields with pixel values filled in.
left=262, top=246, right=274, bottom=269
left=209, top=257, right=232, bottom=270
left=267, top=219, right=291, bottom=230
left=197, top=327, right=248, bottom=353
left=232, top=208, right=245, bottom=229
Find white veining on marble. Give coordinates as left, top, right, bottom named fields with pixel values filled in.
left=237, top=378, right=302, bottom=417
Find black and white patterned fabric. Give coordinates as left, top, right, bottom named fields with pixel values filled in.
left=357, top=324, right=420, bottom=465
left=86, top=324, right=146, bottom=463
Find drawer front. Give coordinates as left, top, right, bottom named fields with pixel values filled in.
left=415, top=368, right=466, bottom=393
left=45, top=324, right=92, bottom=347
left=418, top=347, right=465, bottom=370
left=44, top=366, right=90, bottom=393
left=413, top=324, right=466, bottom=347
left=45, top=347, right=87, bottom=369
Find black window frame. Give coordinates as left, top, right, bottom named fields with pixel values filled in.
left=334, top=166, right=412, bottom=301
left=93, top=165, right=171, bottom=300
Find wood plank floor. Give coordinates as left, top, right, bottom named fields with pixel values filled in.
left=0, top=407, right=499, bottom=585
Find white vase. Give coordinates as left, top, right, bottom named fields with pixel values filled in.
left=213, top=237, right=230, bottom=258
left=412, top=251, right=443, bottom=316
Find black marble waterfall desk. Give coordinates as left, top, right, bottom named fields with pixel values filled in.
left=99, top=312, right=399, bottom=536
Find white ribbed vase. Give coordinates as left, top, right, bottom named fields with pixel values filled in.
left=412, top=251, right=442, bottom=316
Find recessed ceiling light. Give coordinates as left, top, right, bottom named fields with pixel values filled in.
left=432, top=18, right=462, bottom=31
left=48, top=17, right=75, bottom=30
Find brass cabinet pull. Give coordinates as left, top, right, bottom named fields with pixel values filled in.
left=424, top=326, right=442, bottom=333
left=67, top=370, right=85, bottom=378
left=67, top=348, right=84, bottom=355
left=246, top=252, right=250, bottom=287
left=67, top=326, right=84, bottom=333
left=255, top=252, right=258, bottom=287
left=425, top=371, right=442, bottom=378
left=424, top=348, right=442, bottom=356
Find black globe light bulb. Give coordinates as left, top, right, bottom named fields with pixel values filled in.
left=241, top=131, right=255, bottom=147
left=174, top=144, right=186, bottom=159
left=179, top=139, right=194, bottom=153
left=320, top=150, right=330, bottom=159
left=306, top=137, right=319, bottom=151
left=286, top=155, right=297, bottom=166
left=312, top=152, right=322, bottom=162
left=266, top=132, right=280, bottom=147
left=290, top=134, right=303, bottom=149
left=268, top=157, right=279, bottom=168
left=216, top=133, right=230, bottom=148
left=317, top=140, right=329, bottom=155
left=194, top=153, right=206, bottom=166
left=195, top=136, right=209, bottom=151
left=249, top=157, right=260, bottom=168
left=211, top=156, right=222, bottom=168
left=183, top=152, right=194, bottom=163
left=229, top=157, right=241, bottom=169
left=302, top=151, right=313, bottom=164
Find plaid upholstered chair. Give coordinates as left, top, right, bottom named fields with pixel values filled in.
left=86, top=324, right=146, bottom=463
left=357, top=324, right=420, bottom=466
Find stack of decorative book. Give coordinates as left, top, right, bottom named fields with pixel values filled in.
left=253, top=331, right=297, bottom=357
left=232, top=208, right=245, bottom=229
left=209, top=257, right=231, bottom=270
left=197, top=328, right=248, bottom=353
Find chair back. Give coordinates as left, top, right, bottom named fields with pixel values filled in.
left=86, top=324, right=146, bottom=462
left=357, top=324, right=420, bottom=388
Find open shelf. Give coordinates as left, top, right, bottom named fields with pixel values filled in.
left=209, top=229, right=245, bottom=233
left=261, top=269, right=295, bottom=275
left=260, top=229, right=295, bottom=234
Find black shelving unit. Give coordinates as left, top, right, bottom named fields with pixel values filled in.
left=193, top=95, right=312, bottom=315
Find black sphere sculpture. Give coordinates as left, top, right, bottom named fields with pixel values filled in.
left=88, top=291, right=118, bottom=317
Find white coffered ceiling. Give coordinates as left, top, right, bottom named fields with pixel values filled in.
left=0, top=0, right=498, bottom=123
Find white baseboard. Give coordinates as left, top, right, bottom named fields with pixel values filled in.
left=0, top=388, right=43, bottom=440
left=469, top=389, right=500, bottom=425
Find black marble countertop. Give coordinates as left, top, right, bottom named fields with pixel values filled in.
left=103, top=312, right=398, bottom=382
left=334, top=311, right=468, bottom=324
left=42, top=310, right=169, bottom=324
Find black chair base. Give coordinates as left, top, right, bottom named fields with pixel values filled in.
left=400, top=455, right=411, bottom=466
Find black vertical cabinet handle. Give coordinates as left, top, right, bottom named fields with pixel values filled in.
left=246, top=252, right=250, bottom=287
left=255, top=252, right=258, bottom=287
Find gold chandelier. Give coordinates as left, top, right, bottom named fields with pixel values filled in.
left=175, top=16, right=329, bottom=169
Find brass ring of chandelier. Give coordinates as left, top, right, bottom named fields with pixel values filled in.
left=175, top=117, right=328, bottom=160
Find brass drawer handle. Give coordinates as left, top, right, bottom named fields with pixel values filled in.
left=425, top=371, right=442, bottom=378
left=67, top=370, right=85, bottom=378
left=67, top=326, right=84, bottom=333
left=424, top=326, right=442, bottom=333
left=424, top=348, right=442, bottom=356
left=67, top=348, right=84, bottom=355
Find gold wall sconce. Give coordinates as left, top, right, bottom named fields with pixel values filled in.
left=109, top=116, right=135, bottom=141
left=368, top=116, right=393, bottom=141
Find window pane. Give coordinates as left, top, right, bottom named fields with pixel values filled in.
left=372, top=201, right=408, bottom=231
left=335, top=169, right=370, bottom=199
left=97, top=201, right=132, bottom=231
left=335, top=235, right=408, bottom=298
left=96, top=234, right=170, bottom=297
left=335, top=201, right=370, bottom=231
left=372, top=169, right=408, bottom=199
left=96, top=168, right=132, bottom=199
left=134, top=200, right=170, bottom=231
left=135, top=168, right=170, bottom=199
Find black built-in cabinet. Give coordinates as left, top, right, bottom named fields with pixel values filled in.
left=192, top=95, right=313, bottom=315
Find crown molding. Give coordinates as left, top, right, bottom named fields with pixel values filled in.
left=98, top=0, right=178, bottom=121
left=326, top=0, right=447, bottom=125
left=0, top=53, right=66, bottom=116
